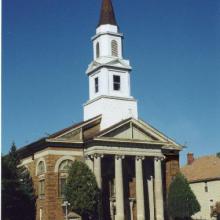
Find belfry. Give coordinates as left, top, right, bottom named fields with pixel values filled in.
left=84, top=0, right=137, bottom=129
left=18, top=1, right=182, bottom=220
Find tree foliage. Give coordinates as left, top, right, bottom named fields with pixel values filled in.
left=64, top=160, right=100, bottom=220
left=168, top=173, right=200, bottom=219
left=2, top=143, right=36, bottom=220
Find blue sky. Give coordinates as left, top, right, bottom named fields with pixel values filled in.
left=3, top=0, right=220, bottom=164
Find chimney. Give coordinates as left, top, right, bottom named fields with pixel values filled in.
left=187, top=152, right=194, bottom=165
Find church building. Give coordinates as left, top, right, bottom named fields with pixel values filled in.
left=18, top=0, right=182, bottom=220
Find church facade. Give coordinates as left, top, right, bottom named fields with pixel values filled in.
left=18, top=0, right=182, bottom=220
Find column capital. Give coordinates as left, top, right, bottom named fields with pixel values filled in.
left=85, top=155, right=92, bottom=160
left=93, top=153, right=104, bottom=159
left=115, top=155, right=125, bottom=160
left=136, top=156, right=145, bottom=161
left=154, top=156, right=165, bottom=161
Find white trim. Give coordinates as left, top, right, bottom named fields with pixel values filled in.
left=83, top=95, right=136, bottom=106
left=46, top=139, right=83, bottom=143
left=36, top=158, right=47, bottom=176
left=94, top=137, right=167, bottom=145
left=54, top=156, right=76, bottom=173
left=85, top=146, right=163, bottom=157
left=92, top=31, right=123, bottom=41
left=137, top=118, right=181, bottom=147
left=96, top=117, right=181, bottom=149
left=20, top=149, right=83, bottom=166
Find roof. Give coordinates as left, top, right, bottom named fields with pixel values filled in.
left=17, top=115, right=102, bottom=158
left=98, top=0, right=118, bottom=27
left=181, top=155, right=220, bottom=183
left=18, top=115, right=182, bottom=159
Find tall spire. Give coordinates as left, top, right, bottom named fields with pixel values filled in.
left=98, top=0, right=118, bottom=27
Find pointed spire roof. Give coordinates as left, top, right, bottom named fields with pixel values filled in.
left=98, top=0, right=118, bottom=27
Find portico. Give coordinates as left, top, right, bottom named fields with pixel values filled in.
left=85, top=145, right=165, bottom=220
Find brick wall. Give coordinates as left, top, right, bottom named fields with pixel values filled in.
left=25, top=148, right=83, bottom=220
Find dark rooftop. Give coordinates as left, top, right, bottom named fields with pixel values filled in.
left=98, top=0, right=118, bottom=27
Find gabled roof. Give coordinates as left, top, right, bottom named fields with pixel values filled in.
left=98, top=0, right=118, bottom=27
left=47, top=114, right=101, bottom=142
left=181, top=155, right=220, bottom=183
left=17, top=115, right=102, bottom=158
left=18, top=115, right=182, bottom=159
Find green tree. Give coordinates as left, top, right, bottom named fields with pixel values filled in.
left=168, top=173, right=200, bottom=220
left=64, top=160, right=100, bottom=220
left=2, top=143, right=36, bottom=220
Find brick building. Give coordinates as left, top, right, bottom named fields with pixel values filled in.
left=18, top=0, right=182, bottom=220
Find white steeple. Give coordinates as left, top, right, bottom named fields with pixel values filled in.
left=83, top=0, right=138, bottom=129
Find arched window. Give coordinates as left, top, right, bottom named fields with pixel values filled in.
left=96, top=42, right=100, bottom=58
left=59, top=159, right=73, bottom=172
left=111, top=40, right=118, bottom=57
left=36, top=160, right=46, bottom=198
left=37, top=161, right=45, bottom=175
left=58, top=160, right=73, bottom=197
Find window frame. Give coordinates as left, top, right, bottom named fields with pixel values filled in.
left=113, top=75, right=121, bottom=91
left=96, top=42, right=100, bottom=58
left=59, top=177, right=67, bottom=198
left=205, top=182, right=208, bottom=192
left=39, top=179, right=45, bottom=198
left=58, top=159, right=73, bottom=197
left=111, top=40, right=118, bottom=57
left=95, top=77, right=99, bottom=93
left=37, top=161, right=45, bottom=175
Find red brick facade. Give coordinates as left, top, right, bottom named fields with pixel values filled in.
left=23, top=149, right=179, bottom=220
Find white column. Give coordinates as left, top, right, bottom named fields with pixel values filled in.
left=109, top=198, right=115, bottom=220
left=94, top=154, right=103, bottom=189
left=129, top=198, right=135, bottom=220
left=85, top=155, right=93, bottom=172
left=115, top=155, right=125, bottom=220
left=154, top=157, right=165, bottom=220
left=147, top=175, right=155, bottom=220
left=136, top=156, right=145, bottom=220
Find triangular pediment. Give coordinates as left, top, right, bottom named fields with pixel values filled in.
left=46, top=115, right=101, bottom=143
left=101, top=123, right=156, bottom=141
left=106, top=59, right=131, bottom=69
left=95, top=118, right=182, bottom=149
left=86, top=58, right=131, bottom=74
left=51, top=127, right=82, bottom=141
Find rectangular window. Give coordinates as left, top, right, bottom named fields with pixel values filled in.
left=205, top=182, right=208, bottom=192
left=59, top=178, right=67, bottom=197
left=39, top=179, right=45, bottom=197
left=95, top=77, right=99, bottom=93
left=113, top=75, right=120, bottom=91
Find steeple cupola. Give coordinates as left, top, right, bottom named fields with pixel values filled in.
left=83, top=0, right=138, bottom=129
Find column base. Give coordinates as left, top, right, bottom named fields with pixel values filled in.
left=137, top=215, right=145, bottom=220
left=115, top=215, right=124, bottom=220
left=156, top=215, right=164, bottom=220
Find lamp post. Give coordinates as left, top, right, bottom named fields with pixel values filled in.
left=62, top=201, right=70, bottom=220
